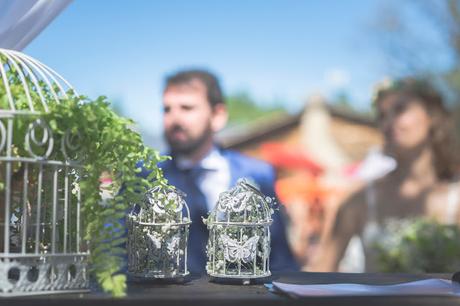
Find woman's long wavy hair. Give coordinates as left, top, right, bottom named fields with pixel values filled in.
left=373, top=77, right=459, bottom=181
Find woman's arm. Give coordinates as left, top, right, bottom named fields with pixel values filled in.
left=308, top=189, right=367, bottom=272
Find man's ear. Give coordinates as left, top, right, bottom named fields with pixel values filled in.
left=211, top=103, right=228, bottom=132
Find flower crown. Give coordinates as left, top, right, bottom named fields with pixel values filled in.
left=371, top=77, right=430, bottom=107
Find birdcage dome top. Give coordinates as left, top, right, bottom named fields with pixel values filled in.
left=207, top=178, right=274, bottom=224
left=131, top=185, right=191, bottom=225
left=0, top=48, right=76, bottom=114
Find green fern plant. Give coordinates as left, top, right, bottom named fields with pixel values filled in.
left=45, top=96, right=169, bottom=297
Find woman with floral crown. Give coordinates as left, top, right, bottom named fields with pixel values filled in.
left=309, top=77, right=460, bottom=272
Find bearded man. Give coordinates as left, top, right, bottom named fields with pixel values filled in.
left=144, top=69, right=298, bottom=274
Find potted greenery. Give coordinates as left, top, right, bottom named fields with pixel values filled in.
left=375, top=218, right=460, bottom=273
left=0, top=50, right=168, bottom=297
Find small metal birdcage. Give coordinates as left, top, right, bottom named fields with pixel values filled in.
left=204, top=179, right=274, bottom=283
left=0, top=48, right=88, bottom=296
left=127, top=185, right=191, bottom=280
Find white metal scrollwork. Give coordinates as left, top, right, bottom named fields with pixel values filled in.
left=0, top=120, right=6, bottom=153
left=25, top=119, right=54, bottom=159
left=61, top=129, right=82, bottom=162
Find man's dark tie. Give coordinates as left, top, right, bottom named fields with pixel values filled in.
left=182, top=167, right=209, bottom=274
left=183, top=167, right=208, bottom=217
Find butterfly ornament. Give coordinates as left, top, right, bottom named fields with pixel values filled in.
left=221, top=235, right=260, bottom=263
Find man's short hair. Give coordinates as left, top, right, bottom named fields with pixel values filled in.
left=164, top=69, right=224, bottom=107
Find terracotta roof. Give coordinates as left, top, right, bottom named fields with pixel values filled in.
left=217, top=105, right=376, bottom=149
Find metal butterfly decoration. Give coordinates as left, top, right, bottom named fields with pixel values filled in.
left=221, top=235, right=260, bottom=263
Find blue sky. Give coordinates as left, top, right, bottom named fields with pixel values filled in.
left=24, top=0, right=425, bottom=143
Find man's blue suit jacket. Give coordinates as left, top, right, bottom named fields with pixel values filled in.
left=147, top=148, right=299, bottom=274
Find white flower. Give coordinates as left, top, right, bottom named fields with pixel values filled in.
left=71, top=183, right=80, bottom=195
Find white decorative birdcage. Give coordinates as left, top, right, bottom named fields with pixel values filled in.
left=0, top=48, right=89, bottom=296
left=127, top=185, right=191, bottom=280
left=204, top=179, right=274, bottom=283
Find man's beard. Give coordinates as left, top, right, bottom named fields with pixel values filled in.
left=165, top=124, right=213, bottom=156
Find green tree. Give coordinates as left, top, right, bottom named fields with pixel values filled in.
left=331, top=91, right=354, bottom=111
left=225, top=92, right=286, bottom=126
left=372, top=0, right=460, bottom=135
